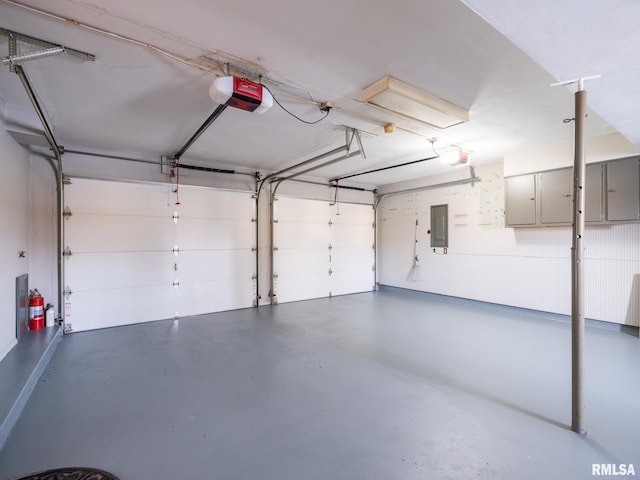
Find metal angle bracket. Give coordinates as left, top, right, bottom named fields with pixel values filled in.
left=8, top=32, right=16, bottom=73
left=0, top=28, right=96, bottom=63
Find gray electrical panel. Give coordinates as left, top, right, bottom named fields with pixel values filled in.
left=430, top=204, right=448, bottom=248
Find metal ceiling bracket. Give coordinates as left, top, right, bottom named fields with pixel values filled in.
left=1, top=46, right=65, bottom=66
left=8, top=32, right=16, bottom=73
left=0, top=28, right=95, bottom=63
left=354, top=129, right=367, bottom=160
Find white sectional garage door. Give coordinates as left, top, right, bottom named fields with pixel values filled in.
left=273, top=197, right=374, bottom=303
left=64, top=178, right=254, bottom=332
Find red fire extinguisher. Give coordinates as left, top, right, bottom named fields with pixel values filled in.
left=29, top=289, right=45, bottom=330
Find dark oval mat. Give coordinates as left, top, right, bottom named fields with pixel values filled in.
left=8, top=467, right=119, bottom=480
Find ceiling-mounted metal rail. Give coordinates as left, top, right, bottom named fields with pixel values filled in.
left=374, top=166, right=481, bottom=209
left=271, top=149, right=362, bottom=192
left=331, top=154, right=439, bottom=183
left=14, top=65, right=62, bottom=160
left=258, top=146, right=347, bottom=192
left=0, top=27, right=96, bottom=63
left=173, top=104, right=228, bottom=160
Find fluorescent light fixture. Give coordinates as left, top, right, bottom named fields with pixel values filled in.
left=440, top=149, right=470, bottom=167
left=361, top=76, right=469, bottom=129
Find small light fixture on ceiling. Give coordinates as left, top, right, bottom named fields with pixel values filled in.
left=383, top=123, right=396, bottom=134
left=440, top=149, right=470, bottom=167
left=361, top=76, right=469, bottom=129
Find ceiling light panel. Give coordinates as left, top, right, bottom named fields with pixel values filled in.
left=361, top=76, right=469, bottom=129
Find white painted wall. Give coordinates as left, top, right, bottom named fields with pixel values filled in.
left=504, top=132, right=640, bottom=176
left=377, top=134, right=640, bottom=326
left=0, top=105, right=31, bottom=362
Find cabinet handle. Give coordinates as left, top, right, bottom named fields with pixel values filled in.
left=562, top=193, right=573, bottom=197
left=530, top=197, right=535, bottom=201
left=608, top=188, right=616, bottom=193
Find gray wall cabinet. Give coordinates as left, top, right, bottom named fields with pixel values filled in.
left=505, top=174, right=536, bottom=226
left=505, top=156, right=639, bottom=227
left=606, top=158, right=640, bottom=221
left=539, top=168, right=573, bottom=225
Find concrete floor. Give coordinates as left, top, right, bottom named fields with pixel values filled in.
left=0, top=287, right=638, bottom=479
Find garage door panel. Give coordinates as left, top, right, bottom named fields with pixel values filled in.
left=273, top=197, right=374, bottom=304
left=331, top=248, right=374, bottom=271
left=178, top=189, right=253, bottom=219
left=67, top=215, right=175, bottom=252
left=276, top=222, right=329, bottom=249
left=177, top=280, right=253, bottom=317
left=66, top=251, right=174, bottom=291
left=276, top=197, right=329, bottom=221
left=178, top=218, right=253, bottom=250
left=66, top=180, right=174, bottom=216
left=276, top=249, right=328, bottom=275
left=330, top=271, right=374, bottom=296
left=67, top=286, right=176, bottom=332
left=331, top=224, right=375, bottom=247
left=275, top=273, right=330, bottom=304
left=65, top=178, right=254, bottom=331
left=330, top=203, right=373, bottom=224
left=178, top=250, right=254, bottom=283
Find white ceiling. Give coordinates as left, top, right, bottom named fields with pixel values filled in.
left=0, top=0, right=634, bottom=188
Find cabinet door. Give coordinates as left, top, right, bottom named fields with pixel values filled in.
left=606, top=158, right=640, bottom=221
left=540, top=168, right=572, bottom=225
left=585, top=163, right=604, bottom=222
left=505, top=174, right=536, bottom=226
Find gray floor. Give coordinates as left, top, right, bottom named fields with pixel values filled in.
left=1, top=287, right=638, bottom=479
